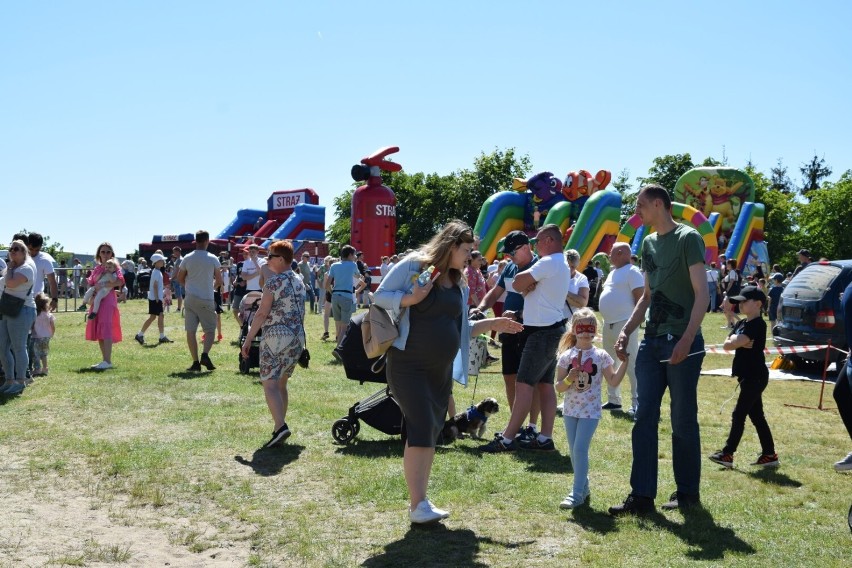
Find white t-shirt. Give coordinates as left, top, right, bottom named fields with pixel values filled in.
left=563, top=270, right=590, bottom=319
left=181, top=250, right=220, bottom=300
left=148, top=268, right=164, bottom=301
left=31, top=251, right=56, bottom=295
left=598, top=264, right=644, bottom=323
left=513, top=253, right=571, bottom=326
left=706, top=268, right=719, bottom=285
left=242, top=257, right=266, bottom=291
left=558, top=346, right=614, bottom=419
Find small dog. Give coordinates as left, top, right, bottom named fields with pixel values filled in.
left=442, top=397, right=500, bottom=441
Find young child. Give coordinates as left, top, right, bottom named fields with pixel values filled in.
left=31, top=293, right=56, bottom=377
left=555, top=308, right=629, bottom=509
left=709, top=286, right=779, bottom=468
left=767, top=273, right=784, bottom=330
left=134, top=254, right=173, bottom=345
left=82, top=257, right=120, bottom=319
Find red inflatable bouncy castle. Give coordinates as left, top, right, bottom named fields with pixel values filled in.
left=350, top=146, right=400, bottom=268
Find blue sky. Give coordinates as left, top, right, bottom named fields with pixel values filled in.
left=3, top=1, right=850, bottom=257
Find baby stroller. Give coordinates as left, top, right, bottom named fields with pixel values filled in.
left=331, top=311, right=404, bottom=444
left=237, top=291, right=264, bottom=374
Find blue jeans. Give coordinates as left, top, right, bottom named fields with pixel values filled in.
left=707, top=283, right=717, bottom=312
left=631, top=333, right=704, bottom=499
left=0, top=306, right=36, bottom=380
left=563, top=416, right=599, bottom=499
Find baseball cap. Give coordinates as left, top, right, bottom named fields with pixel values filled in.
left=729, top=285, right=767, bottom=304
left=797, top=249, right=812, bottom=258
left=772, top=272, right=784, bottom=282
left=497, top=230, right=530, bottom=254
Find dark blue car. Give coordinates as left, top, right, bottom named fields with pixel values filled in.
left=774, top=260, right=852, bottom=367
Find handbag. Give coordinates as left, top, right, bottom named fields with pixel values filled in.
left=362, top=304, right=399, bottom=359
left=298, top=346, right=310, bottom=368
left=0, top=288, right=30, bottom=318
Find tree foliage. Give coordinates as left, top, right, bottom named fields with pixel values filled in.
left=797, top=170, right=852, bottom=261
left=636, top=153, right=695, bottom=196
left=611, top=168, right=636, bottom=226
left=799, top=154, right=832, bottom=200
left=770, top=158, right=794, bottom=194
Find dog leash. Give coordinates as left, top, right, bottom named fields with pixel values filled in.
left=719, top=378, right=741, bottom=414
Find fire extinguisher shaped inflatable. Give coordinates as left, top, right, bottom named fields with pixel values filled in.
left=350, top=146, right=400, bottom=269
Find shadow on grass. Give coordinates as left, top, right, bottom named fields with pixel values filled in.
left=450, top=444, right=573, bottom=473
left=743, top=467, right=803, bottom=488
left=610, top=410, right=636, bottom=423
left=168, top=370, right=215, bottom=379
left=335, top=438, right=404, bottom=459
left=234, top=444, right=305, bottom=476
left=75, top=367, right=111, bottom=374
left=362, top=524, right=525, bottom=568
left=640, top=506, right=755, bottom=561
left=566, top=502, right=616, bottom=534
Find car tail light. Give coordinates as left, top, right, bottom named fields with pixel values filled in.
left=815, top=310, right=835, bottom=329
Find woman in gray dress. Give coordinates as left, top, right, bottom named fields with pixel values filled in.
left=374, top=220, right=523, bottom=524
left=241, top=240, right=306, bottom=448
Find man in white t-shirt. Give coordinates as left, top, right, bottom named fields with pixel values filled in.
left=598, top=242, right=644, bottom=415
left=177, top=231, right=223, bottom=372
left=26, top=233, right=58, bottom=310
left=481, top=224, right=571, bottom=453
left=241, top=244, right=266, bottom=294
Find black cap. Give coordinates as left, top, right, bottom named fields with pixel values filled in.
left=355, top=251, right=363, bottom=256
left=729, top=285, right=767, bottom=304
left=797, top=249, right=811, bottom=258
left=497, top=230, right=530, bottom=254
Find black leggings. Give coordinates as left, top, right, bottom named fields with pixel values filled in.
left=723, top=371, right=775, bottom=455
left=834, top=360, right=852, bottom=441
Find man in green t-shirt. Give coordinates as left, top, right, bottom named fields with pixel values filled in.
left=609, top=184, right=709, bottom=517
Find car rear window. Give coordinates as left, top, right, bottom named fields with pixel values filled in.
left=784, top=264, right=842, bottom=301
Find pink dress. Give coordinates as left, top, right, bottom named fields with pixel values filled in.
left=85, top=265, right=124, bottom=342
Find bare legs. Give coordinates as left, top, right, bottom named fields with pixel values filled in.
left=262, top=375, right=290, bottom=430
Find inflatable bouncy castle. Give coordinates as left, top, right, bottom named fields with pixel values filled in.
left=138, top=188, right=326, bottom=259
left=474, top=165, right=767, bottom=273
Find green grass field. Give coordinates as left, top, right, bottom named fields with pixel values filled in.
left=1, top=301, right=850, bottom=567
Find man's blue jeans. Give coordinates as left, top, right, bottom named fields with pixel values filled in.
left=630, top=333, right=704, bottom=500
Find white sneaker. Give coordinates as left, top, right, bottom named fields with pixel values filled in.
left=92, top=361, right=113, bottom=370
left=835, top=452, right=852, bottom=472
left=409, top=500, right=449, bottom=524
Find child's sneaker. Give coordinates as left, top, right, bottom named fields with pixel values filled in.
left=708, top=450, right=734, bottom=468
left=88, top=312, right=97, bottom=320
left=752, top=453, right=780, bottom=467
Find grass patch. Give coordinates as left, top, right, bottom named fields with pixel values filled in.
left=1, top=301, right=850, bottom=566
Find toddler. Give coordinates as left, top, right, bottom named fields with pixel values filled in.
left=82, top=258, right=120, bottom=319
left=32, top=293, right=56, bottom=376
left=709, top=286, right=778, bottom=468
left=555, top=308, right=629, bottom=509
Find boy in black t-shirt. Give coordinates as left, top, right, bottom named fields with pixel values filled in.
left=709, top=286, right=779, bottom=468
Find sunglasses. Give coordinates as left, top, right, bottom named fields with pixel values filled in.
left=575, top=324, right=597, bottom=334
left=268, top=254, right=283, bottom=259
left=9, top=246, right=25, bottom=252
left=506, top=244, right=527, bottom=257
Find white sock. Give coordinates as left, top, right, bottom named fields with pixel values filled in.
left=159, top=333, right=166, bottom=339
left=501, top=436, right=514, bottom=445
left=537, top=434, right=551, bottom=443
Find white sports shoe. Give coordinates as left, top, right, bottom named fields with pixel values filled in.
left=409, top=500, right=450, bottom=524
left=834, top=452, right=852, bottom=472
left=92, top=361, right=113, bottom=370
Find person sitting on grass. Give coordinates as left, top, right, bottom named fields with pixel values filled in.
left=81, top=258, right=120, bottom=320
left=709, top=286, right=779, bottom=469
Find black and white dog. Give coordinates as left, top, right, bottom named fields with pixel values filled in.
left=442, top=397, right=500, bottom=441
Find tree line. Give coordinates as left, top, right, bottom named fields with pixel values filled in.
left=329, top=148, right=850, bottom=272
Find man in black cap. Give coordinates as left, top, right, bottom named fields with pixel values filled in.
left=793, top=249, right=812, bottom=277
left=476, top=230, right=541, bottom=439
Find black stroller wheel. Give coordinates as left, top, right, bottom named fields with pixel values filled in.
left=332, top=418, right=357, bottom=444
left=352, top=420, right=361, bottom=437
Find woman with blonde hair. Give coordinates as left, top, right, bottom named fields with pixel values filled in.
left=86, top=242, right=125, bottom=370
left=0, top=240, right=37, bottom=394
left=240, top=240, right=306, bottom=448
left=374, top=220, right=523, bottom=524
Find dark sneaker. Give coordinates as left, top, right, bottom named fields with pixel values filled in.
left=602, top=402, right=622, bottom=410
left=519, top=436, right=556, bottom=451
left=159, top=336, right=174, bottom=344
left=135, top=334, right=145, bottom=345
left=661, top=491, right=700, bottom=511
left=187, top=361, right=202, bottom=372
left=480, top=434, right=516, bottom=453
left=88, top=312, right=97, bottom=320
left=200, top=353, right=216, bottom=371
left=708, top=450, right=734, bottom=469
left=515, top=425, right=538, bottom=442
left=752, top=453, right=780, bottom=467
left=608, top=494, right=655, bottom=517
left=321, top=332, right=329, bottom=341
left=265, top=423, right=291, bottom=448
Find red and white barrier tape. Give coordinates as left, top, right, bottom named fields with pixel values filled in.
left=704, top=343, right=849, bottom=356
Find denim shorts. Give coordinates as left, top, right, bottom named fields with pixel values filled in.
left=516, top=324, right=565, bottom=386
left=331, top=293, right=355, bottom=323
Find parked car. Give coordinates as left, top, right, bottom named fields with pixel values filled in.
left=774, top=260, right=852, bottom=366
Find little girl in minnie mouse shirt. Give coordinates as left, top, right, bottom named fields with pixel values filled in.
left=555, top=308, right=629, bottom=510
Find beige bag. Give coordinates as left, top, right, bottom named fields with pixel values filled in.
left=362, top=305, right=400, bottom=359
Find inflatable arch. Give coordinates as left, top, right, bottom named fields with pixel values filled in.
left=617, top=202, right=719, bottom=266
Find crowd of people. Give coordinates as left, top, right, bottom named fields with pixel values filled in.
left=1, top=200, right=851, bottom=526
